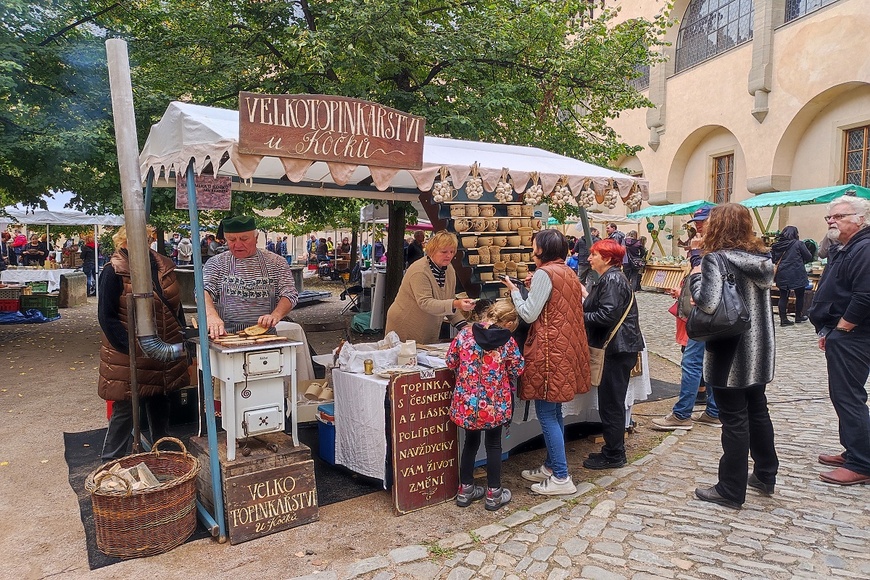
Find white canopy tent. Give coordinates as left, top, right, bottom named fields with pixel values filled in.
left=1, top=207, right=124, bottom=294
left=139, top=101, right=647, bottom=202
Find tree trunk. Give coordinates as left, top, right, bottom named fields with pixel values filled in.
left=384, top=202, right=406, bottom=313
left=350, top=224, right=359, bottom=269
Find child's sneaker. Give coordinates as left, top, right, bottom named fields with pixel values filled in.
left=456, top=483, right=485, bottom=507
left=485, top=487, right=512, bottom=511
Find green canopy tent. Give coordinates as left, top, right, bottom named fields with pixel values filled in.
left=626, top=200, right=716, bottom=256
left=739, top=185, right=870, bottom=233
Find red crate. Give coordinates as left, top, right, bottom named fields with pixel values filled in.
left=0, top=299, right=20, bottom=312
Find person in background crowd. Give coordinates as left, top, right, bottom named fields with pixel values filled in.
left=581, top=239, right=644, bottom=470
left=447, top=300, right=525, bottom=511
left=771, top=225, right=813, bottom=326
left=80, top=235, right=97, bottom=296
left=573, top=227, right=600, bottom=284
left=306, top=234, right=317, bottom=262
left=690, top=203, right=777, bottom=509
left=98, top=226, right=189, bottom=460
left=176, top=236, right=194, bottom=266
left=818, top=233, right=841, bottom=261
left=203, top=216, right=299, bottom=338
left=504, top=229, right=590, bottom=496
left=361, top=239, right=372, bottom=261
left=339, top=237, right=351, bottom=255
left=809, top=196, right=870, bottom=486
left=1, top=231, right=12, bottom=269
left=207, top=234, right=226, bottom=258
left=326, top=237, right=334, bottom=253
left=606, top=222, right=625, bottom=245
left=373, top=238, right=386, bottom=263
left=315, top=238, right=330, bottom=262
left=385, top=230, right=475, bottom=344
left=266, top=238, right=276, bottom=254
left=623, top=230, right=647, bottom=292
left=277, top=236, right=288, bottom=257
left=11, top=229, right=27, bottom=263
left=405, top=230, right=426, bottom=267
left=653, top=205, right=720, bottom=430
left=20, top=234, right=48, bottom=266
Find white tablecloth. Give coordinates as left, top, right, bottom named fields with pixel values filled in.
left=330, top=348, right=652, bottom=481
left=1, top=269, right=75, bottom=292
left=275, top=321, right=315, bottom=395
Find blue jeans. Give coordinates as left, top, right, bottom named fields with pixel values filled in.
left=535, top=400, right=568, bottom=478
left=673, top=338, right=718, bottom=419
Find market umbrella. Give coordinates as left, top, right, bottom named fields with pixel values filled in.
left=739, top=185, right=870, bottom=233
left=626, top=200, right=716, bottom=220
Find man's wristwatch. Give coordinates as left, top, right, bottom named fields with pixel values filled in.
left=836, top=326, right=853, bottom=332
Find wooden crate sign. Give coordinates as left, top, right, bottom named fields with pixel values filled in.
left=224, top=462, right=318, bottom=543
left=238, top=93, right=426, bottom=170
left=389, top=368, right=459, bottom=515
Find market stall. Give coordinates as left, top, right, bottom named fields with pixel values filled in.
left=739, top=184, right=870, bottom=234
left=626, top=200, right=715, bottom=291
left=135, top=93, right=649, bottom=539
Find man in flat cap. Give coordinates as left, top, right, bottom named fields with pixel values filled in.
left=203, top=215, right=298, bottom=338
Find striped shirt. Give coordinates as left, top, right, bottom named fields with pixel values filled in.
left=203, top=250, right=298, bottom=332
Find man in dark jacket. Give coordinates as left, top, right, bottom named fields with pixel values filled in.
left=809, top=196, right=870, bottom=486
left=405, top=230, right=426, bottom=267
left=573, top=227, right=600, bottom=284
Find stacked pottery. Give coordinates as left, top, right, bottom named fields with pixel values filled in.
left=465, top=204, right=480, bottom=217
left=478, top=246, right=491, bottom=264
left=507, top=235, right=522, bottom=247
left=479, top=236, right=494, bottom=247
left=521, top=205, right=534, bottom=217
left=454, top=218, right=471, bottom=232
left=450, top=205, right=466, bottom=218
left=516, top=263, right=529, bottom=277
left=492, top=261, right=507, bottom=278
left=486, top=218, right=499, bottom=232
left=473, top=218, right=488, bottom=232
left=479, top=205, right=496, bottom=217
left=462, top=235, right=479, bottom=248
left=507, top=205, right=522, bottom=217
left=498, top=217, right=512, bottom=231
left=468, top=253, right=480, bottom=265
left=490, top=246, right=501, bottom=263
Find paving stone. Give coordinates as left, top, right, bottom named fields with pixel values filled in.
left=513, top=532, right=538, bottom=543
left=389, top=544, right=428, bottom=564
left=463, top=550, right=486, bottom=568
left=579, top=565, right=627, bottom=580
left=438, top=533, right=474, bottom=550
left=592, top=541, right=624, bottom=557
left=499, top=510, right=534, bottom=528
left=526, top=561, right=549, bottom=576
left=546, top=568, right=571, bottom=580
left=493, top=552, right=517, bottom=568
left=473, top=523, right=508, bottom=540
left=561, top=537, right=589, bottom=557
left=552, top=555, right=572, bottom=568
left=344, top=556, right=390, bottom=578
left=627, top=549, right=675, bottom=568
left=530, top=545, right=556, bottom=561
left=601, top=527, right=628, bottom=542
left=446, top=567, right=474, bottom=580
left=293, top=573, right=338, bottom=580
left=392, top=561, right=444, bottom=579
left=371, top=572, right=394, bottom=580
left=529, top=499, right=565, bottom=515
left=498, top=541, right=528, bottom=558
left=515, top=556, right=533, bottom=572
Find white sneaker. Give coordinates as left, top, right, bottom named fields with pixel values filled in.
left=531, top=475, right=577, bottom=496
left=521, top=464, right=553, bottom=483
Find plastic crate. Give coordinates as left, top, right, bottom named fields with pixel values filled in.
left=0, top=299, right=20, bottom=312
left=0, top=286, right=24, bottom=300
left=26, top=281, right=49, bottom=293
left=19, top=293, right=59, bottom=318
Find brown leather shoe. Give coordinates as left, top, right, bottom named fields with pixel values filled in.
left=819, top=467, right=870, bottom=486
left=818, top=453, right=846, bottom=467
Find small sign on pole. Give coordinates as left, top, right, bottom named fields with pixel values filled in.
left=176, top=173, right=233, bottom=210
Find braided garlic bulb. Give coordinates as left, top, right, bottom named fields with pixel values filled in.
left=432, top=180, right=454, bottom=203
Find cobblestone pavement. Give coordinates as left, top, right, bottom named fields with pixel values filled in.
left=296, top=291, right=870, bottom=580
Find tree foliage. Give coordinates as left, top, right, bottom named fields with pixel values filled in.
left=2, top=0, right=671, bottom=228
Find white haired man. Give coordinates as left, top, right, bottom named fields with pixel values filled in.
left=809, top=195, right=870, bottom=486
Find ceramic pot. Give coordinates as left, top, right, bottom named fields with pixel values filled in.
left=499, top=287, right=511, bottom=298
left=479, top=272, right=494, bottom=281
left=478, top=236, right=494, bottom=247
left=492, top=261, right=507, bottom=274
left=507, top=235, right=522, bottom=247
left=473, top=218, right=488, bottom=232
left=454, top=218, right=471, bottom=232
left=505, top=261, right=517, bottom=272
left=450, top=205, right=466, bottom=217
left=468, top=254, right=480, bottom=265
left=520, top=235, right=533, bottom=246
left=516, top=264, right=529, bottom=277
left=507, top=205, right=521, bottom=217
left=493, top=235, right=508, bottom=246
left=486, top=218, right=499, bottom=232
left=477, top=246, right=491, bottom=263
left=462, top=235, right=478, bottom=248
left=531, top=218, right=543, bottom=230
left=479, top=205, right=496, bottom=217
left=521, top=205, right=534, bottom=217
left=498, top=217, right=512, bottom=231
left=465, top=204, right=480, bottom=217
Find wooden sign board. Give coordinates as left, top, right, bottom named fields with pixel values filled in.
left=389, top=368, right=459, bottom=515
left=224, top=462, right=318, bottom=544
left=238, top=92, right=426, bottom=170
left=176, top=173, right=233, bottom=210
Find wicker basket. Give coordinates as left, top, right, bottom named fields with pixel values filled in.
left=85, top=437, right=200, bottom=559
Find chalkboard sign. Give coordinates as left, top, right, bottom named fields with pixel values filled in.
left=389, top=368, right=459, bottom=515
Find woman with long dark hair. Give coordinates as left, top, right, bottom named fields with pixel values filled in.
left=690, top=203, right=778, bottom=509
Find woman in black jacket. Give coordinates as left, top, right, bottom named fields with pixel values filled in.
left=771, top=226, right=812, bottom=326
left=581, top=238, right=645, bottom=470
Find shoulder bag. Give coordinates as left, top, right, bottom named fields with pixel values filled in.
left=685, top=253, right=751, bottom=342
left=589, top=292, right=634, bottom=387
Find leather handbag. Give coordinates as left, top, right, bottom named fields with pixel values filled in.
left=589, top=293, right=635, bottom=387
left=685, top=252, right=751, bottom=342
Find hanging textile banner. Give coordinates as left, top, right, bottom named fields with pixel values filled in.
left=238, top=93, right=426, bottom=170
left=176, top=173, right=232, bottom=210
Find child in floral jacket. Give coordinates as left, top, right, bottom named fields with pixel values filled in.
left=446, top=300, right=525, bottom=511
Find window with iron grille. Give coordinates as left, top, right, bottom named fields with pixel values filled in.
left=628, top=63, right=650, bottom=91
left=844, top=125, right=870, bottom=187
left=713, top=154, right=734, bottom=204
left=675, top=0, right=754, bottom=73
left=785, top=0, right=839, bottom=23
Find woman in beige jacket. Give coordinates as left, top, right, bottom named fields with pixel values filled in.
left=385, top=231, right=476, bottom=344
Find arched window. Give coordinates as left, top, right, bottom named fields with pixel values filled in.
left=785, top=0, right=839, bottom=23
left=675, top=0, right=754, bottom=73
left=628, top=63, right=650, bottom=91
